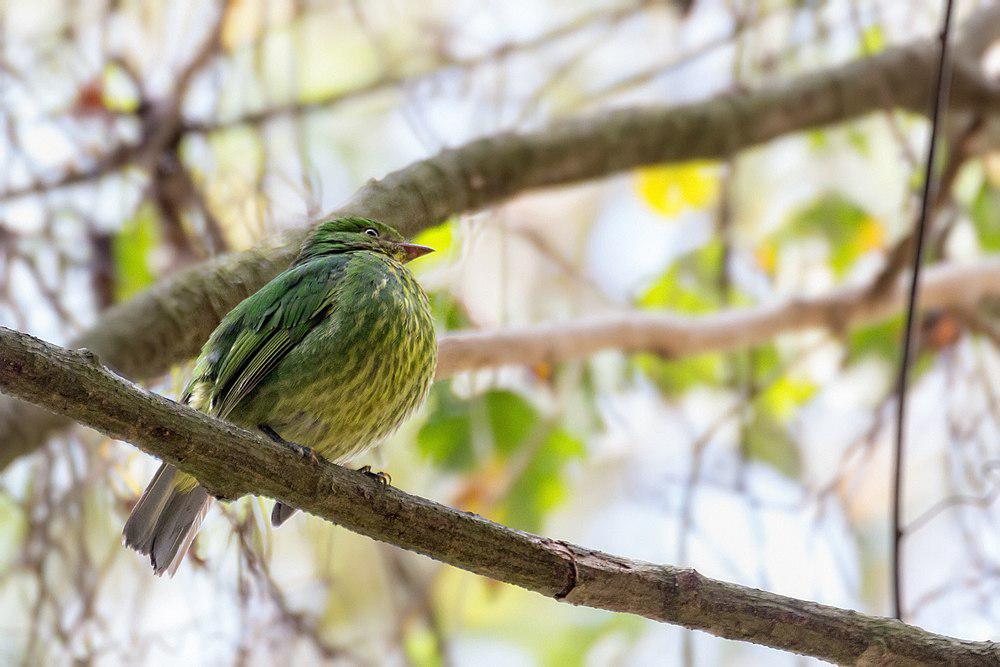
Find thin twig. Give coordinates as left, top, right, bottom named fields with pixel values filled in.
left=890, top=0, right=956, bottom=622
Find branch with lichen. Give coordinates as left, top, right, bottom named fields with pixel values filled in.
left=1, top=325, right=998, bottom=665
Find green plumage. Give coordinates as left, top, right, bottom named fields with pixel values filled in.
left=123, top=216, right=436, bottom=575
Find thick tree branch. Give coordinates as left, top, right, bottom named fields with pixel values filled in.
left=436, top=259, right=1000, bottom=378
left=0, top=327, right=997, bottom=665
left=2, top=7, right=999, bottom=468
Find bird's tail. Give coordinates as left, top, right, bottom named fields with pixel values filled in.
left=123, top=463, right=212, bottom=577
left=271, top=501, right=297, bottom=527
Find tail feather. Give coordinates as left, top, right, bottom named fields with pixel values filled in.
left=271, top=501, right=297, bottom=527
left=123, top=463, right=212, bottom=577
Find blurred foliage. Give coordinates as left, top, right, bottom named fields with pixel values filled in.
left=636, top=161, right=721, bottom=217
left=100, top=62, right=141, bottom=113
left=112, top=203, right=161, bottom=301
left=505, top=428, right=584, bottom=532
left=743, top=410, right=801, bottom=478
left=776, top=193, right=884, bottom=277
left=758, top=376, right=817, bottom=422
left=429, top=291, right=472, bottom=332
left=418, top=384, right=583, bottom=531
left=970, top=183, right=1000, bottom=252
left=848, top=315, right=904, bottom=363
left=411, top=219, right=457, bottom=269
left=636, top=351, right=725, bottom=396
left=639, top=239, right=727, bottom=313
left=860, top=25, right=886, bottom=55
left=417, top=383, right=476, bottom=471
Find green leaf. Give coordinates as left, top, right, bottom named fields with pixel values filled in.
left=113, top=203, right=161, bottom=301
left=970, top=183, right=1000, bottom=252
left=429, top=291, right=471, bottom=331
left=758, top=376, right=817, bottom=422
left=485, top=390, right=539, bottom=458
left=848, top=315, right=903, bottom=362
left=750, top=344, right=781, bottom=379
left=416, top=383, right=474, bottom=470
left=635, top=161, right=721, bottom=217
left=503, top=428, right=584, bottom=532
left=635, top=352, right=724, bottom=396
left=638, top=266, right=717, bottom=313
left=543, top=616, right=644, bottom=666
left=417, top=387, right=541, bottom=469
left=639, top=238, right=752, bottom=313
left=780, top=193, right=883, bottom=277
left=846, top=127, right=871, bottom=156
left=808, top=129, right=829, bottom=150
left=403, top=626, right=444, bottom=667
left=101, top=62, right=140, bottom=113
left=417, top=414, right=472, bottom=470
left=743, top=410, right=801, bottom=478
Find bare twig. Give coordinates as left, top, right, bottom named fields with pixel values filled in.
left=890, top=0, right=956, bottom=622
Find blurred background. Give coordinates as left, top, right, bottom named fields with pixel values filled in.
left=0, top=0, right=998, bottom=664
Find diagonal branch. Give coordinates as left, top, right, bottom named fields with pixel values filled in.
left=1, top=5, right=999, bottom=468
left=0, top=326, right=998, bottom=665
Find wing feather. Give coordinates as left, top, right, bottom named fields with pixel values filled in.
left=182, top=256, right=346, bottom=418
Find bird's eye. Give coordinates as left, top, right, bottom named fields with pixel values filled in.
left=364, top=228, right=379, bottom=238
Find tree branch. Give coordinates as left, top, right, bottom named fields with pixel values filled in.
left=0, top=327, right=998, bottom=665
left=2, top=7, right=999, bottom=468
left=0, top=3, right=228, bottom=204
left=435, top=260, right=999, bottom=378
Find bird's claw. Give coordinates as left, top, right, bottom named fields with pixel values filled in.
left=293, top=444, right=320, bottom=465
left=357, top=465, right=391, bottom=486
left=259, top=425, right=319, bottom=464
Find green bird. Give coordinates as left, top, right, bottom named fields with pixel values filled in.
left=123, top=216, right=437, bottom=576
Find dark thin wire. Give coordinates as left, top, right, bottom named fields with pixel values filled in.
left=891, top=0, right=957, bottom=622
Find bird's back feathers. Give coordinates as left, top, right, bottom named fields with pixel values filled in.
left=183, top=255, right=349, bottom=419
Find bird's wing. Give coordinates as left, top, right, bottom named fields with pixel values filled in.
left=182, top=256, right=347, bottom=419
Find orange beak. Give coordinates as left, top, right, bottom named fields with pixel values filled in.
left=399, top=243, right=434, bottom=263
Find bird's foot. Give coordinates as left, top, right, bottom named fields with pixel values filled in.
left=259, top=424, right=320, bottom=465
left=291, top=443, right=320, bottom=465
left=357, top=465, right=391, bottom=486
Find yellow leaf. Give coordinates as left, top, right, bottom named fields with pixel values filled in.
left=855, top=216, right=885, bottom=252
left=755, top=240, right=777, bottom=273
left=760, top=376, right=817, bottom=421
left=410, top=220, right=454, bottom=270
left=636, top=161, right=721, bottom=217
left=860, top=25, right=885, bottom=55
left=221, top=0, right=262, bottom=50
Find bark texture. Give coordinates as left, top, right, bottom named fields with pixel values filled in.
left=1, top=326, right=999, bottom=665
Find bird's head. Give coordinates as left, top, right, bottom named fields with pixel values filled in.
left=295, top=216, right=434, bottom=265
